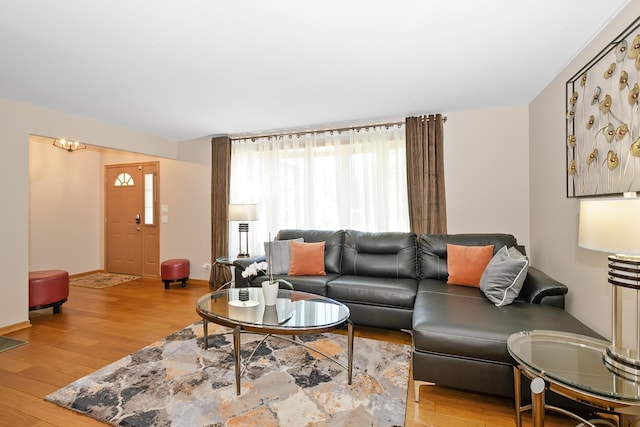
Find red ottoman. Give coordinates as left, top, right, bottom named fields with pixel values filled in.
left=161, top=259, right=190, bottom=289
left=29, top=270, right=69, bottom=314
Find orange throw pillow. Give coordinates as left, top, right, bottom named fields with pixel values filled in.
left=446, top=244, right=494, bottom=287
left=288, top=240, right=326, bottom=276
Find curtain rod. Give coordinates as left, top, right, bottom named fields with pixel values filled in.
left=230, top=115, right=446, bottom=141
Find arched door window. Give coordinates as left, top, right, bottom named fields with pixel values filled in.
left=114, top=172, right=134, bottom=186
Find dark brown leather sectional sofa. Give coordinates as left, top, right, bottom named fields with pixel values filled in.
left=234, top=229, right=601, bottom=403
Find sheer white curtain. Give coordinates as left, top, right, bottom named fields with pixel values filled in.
left=229, top=124, right=409, bottom=255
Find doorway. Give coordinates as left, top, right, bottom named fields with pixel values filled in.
left=105, top=162, right=159, bottom=276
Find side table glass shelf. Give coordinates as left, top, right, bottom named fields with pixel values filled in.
left=209, top=256, right=235, bottom=290
left=508, top=330, right=640, bottom=427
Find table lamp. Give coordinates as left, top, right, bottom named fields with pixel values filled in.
left=579, top=195, right=640, bottom=378
left=228, top=204, right=258, bottom=258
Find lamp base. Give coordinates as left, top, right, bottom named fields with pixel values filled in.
left=604, top=346, right=640, bottom=380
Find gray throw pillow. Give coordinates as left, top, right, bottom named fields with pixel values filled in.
left=479, top=245, right=529, bottom=307
left=264, top=238, right=303, bottom=274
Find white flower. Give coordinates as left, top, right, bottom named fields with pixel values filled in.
left=241, top=261, right=268, bottom=278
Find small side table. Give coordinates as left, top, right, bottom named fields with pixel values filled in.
left=508, top=330, right=640, bottom=427
left=209, top=256, right=235, bottom=290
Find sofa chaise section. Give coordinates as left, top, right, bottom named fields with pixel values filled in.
left=412, top=233, right=602, bottom=401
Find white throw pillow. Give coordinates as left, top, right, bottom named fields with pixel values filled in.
left=479, top=245, right=529, bottom=307
left=264, top=238, right=303, bottom=274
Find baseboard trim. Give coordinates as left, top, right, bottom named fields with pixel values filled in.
left=186, top=279, right=209, bottom=287
left=0, top=320, right=31, bottom=334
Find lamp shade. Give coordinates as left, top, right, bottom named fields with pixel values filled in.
left=578, top=198, right=640, bottom=256
left=228, top=204, right=258, bottom=221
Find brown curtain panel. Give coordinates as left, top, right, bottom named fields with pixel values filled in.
left=405, top=114, right=447, bottom=235
left=210, top=136, right=231, bottom=289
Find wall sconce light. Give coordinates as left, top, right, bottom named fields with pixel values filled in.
left=228, top=204, right=258, bottom=258
left=53, top=138, right=87, bottom=152
left=579, top=194, right=640, bottom=378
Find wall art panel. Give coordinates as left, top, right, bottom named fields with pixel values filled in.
left=567, top=17, right=640, bottom=197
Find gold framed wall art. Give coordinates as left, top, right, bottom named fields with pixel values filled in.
left=566, top=17, right=640, bottom=197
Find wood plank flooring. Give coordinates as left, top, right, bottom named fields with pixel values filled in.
left=0, top=277, right=575, bottom=426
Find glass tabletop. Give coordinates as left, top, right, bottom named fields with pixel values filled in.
left=508, top=330, right=640, bottom=403
left=196, top=288, right=350, bottom=331
left=214, top=256, right=234, bottom=265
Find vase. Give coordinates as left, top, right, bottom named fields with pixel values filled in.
left=261, top=282, right=279, bottom=306
left=262, top=305, right=278, bottom=324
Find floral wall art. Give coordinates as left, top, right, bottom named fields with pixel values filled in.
left=567, top=17, right=640, bottom=197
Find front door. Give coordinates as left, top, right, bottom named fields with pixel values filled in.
left=105, top=162, right=159, bottom=276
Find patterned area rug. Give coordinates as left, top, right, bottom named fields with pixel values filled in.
left=45, top=321, right=410, bottom=426
left=69, top=273, right=140, bottom=289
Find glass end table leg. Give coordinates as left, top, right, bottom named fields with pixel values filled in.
left=203, top=319, right=208, bottom=350
left=347, top=320, right=354, bottom=385
left=514, top=366, right=522, bottom=427
left=233, top=325, right=241, bottom=395
left=531, top=377, right=546, bottom=427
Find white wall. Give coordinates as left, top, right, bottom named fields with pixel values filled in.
left=445, top=105, right=530, bottom=249
left=529, top=1, right=640, bottom=338
left=0, top=96, right=178, bottom=331
left=164, top=137, right=212, bottom=279
left=29, top=140, right=102, bottom=273
left=0, top=101, right=30, bottom=332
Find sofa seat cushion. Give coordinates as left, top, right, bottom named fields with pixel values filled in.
left=412, top=290, right=601, bottom=365
left=251, top=274, right=338, bottom=296
left=418, top=278, right=489, bottom=300
left=327, top=275, right=417, bottom=308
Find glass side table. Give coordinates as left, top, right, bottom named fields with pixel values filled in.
left=209, top=256, right=235, bottom=290
left=508, top=330, right=640, bottom=427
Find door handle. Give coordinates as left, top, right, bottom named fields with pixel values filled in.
left=135, top=214, right=141, bottom=224
left=136, top=227, right=141, bottom=231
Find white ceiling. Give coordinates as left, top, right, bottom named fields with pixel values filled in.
left=0, top=0, right=631, bottom=141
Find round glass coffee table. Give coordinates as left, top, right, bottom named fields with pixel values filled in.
left=508, top=330, right=640, bottom=427
left=196, top=287, right=353, bottom=395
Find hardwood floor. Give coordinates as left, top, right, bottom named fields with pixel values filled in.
left=0, top=277, right=574, bottom=426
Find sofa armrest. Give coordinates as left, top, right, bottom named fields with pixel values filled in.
left=519, top=266, right=568, bottom=308
left=232, top=256, right=266, bottom=288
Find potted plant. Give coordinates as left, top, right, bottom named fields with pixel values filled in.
left=241, top=255, right=292, bottom=306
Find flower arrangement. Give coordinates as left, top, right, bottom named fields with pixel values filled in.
left=241, top=261, right=268, bottom=279
left=241, top=236, right=293, bottom=300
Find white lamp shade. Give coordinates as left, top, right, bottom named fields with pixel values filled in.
left=578, top=198, right=640, bottom=256
left=228, top=204, right=258, bottom=221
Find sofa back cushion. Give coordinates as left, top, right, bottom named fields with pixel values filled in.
left=276, top=229, right=344, bottom=274
left=341, top=230, right=417, bottom=278
left=419, top=233, right=518, bottom=280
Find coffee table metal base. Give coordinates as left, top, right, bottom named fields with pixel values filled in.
left=514, top=366, right=635, bottom=427
left=202, top=319, right=354, bottom=395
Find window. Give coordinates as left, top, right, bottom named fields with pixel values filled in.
left=114, top=172, right=134, bottom=187
left=230, top=124, right=409, bottom=254
left=144, top=173, right=155, bottom=225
